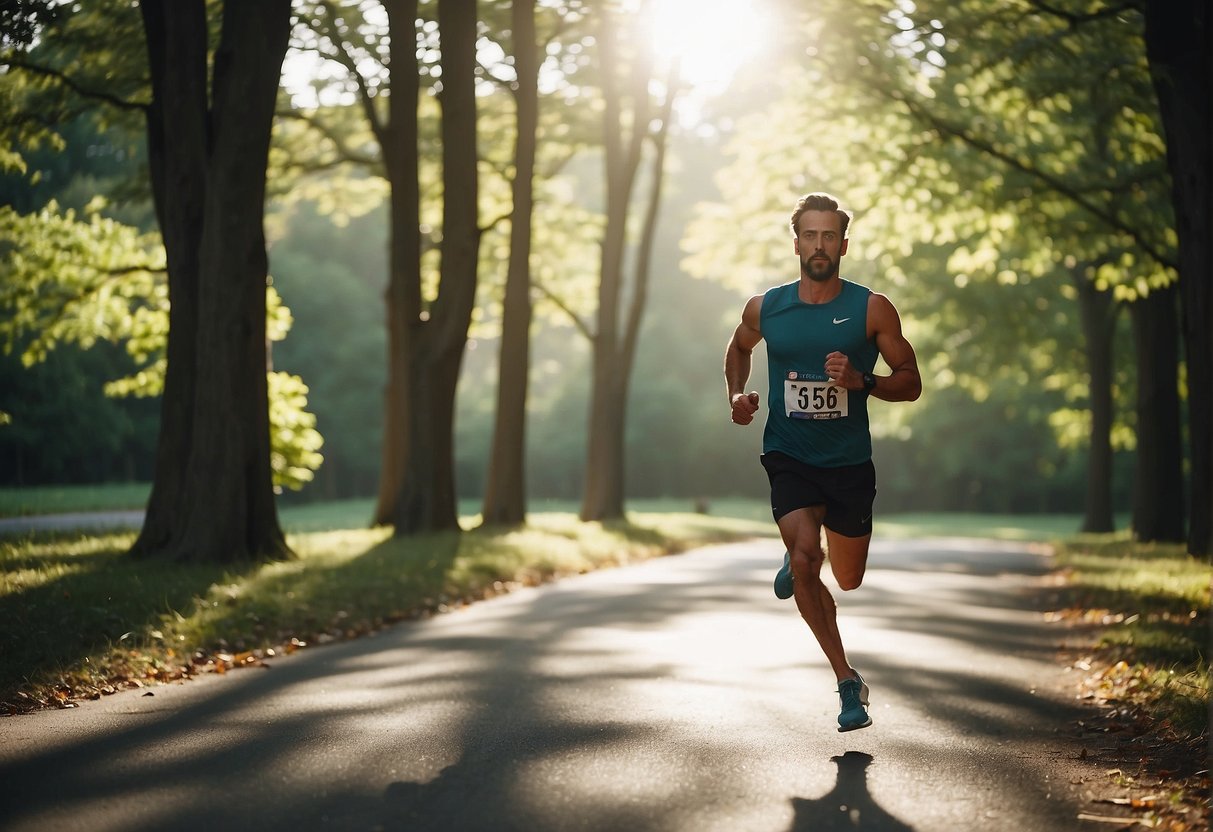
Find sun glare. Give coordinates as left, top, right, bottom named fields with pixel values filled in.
left=642, top=0, right=768, bottom=93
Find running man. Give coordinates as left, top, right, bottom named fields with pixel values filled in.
left=724, top=192, right=921, bottom=732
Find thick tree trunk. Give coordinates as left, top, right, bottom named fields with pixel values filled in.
left=1143, top=1, right=1212, bottom=558
left=131, top=0, right=207, bottom=557
left=373, top=0, right=422, bottom=528
left=1076, top=276, right=1118, bottom=534
left=132, top=0, right=292, bottom=563
left=1130, top=284, right=1185, bottom=542
left=392, top=0, right=480, bottom=534
left=482, top=0, right=538, bottom=528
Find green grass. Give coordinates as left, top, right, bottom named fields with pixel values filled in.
left=874, top=512, right=1127, bottom=541
left=0, top=483, right=151, bottom=517
left=1052, top=533, right=1211, bottom=739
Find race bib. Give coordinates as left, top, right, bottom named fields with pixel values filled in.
left=784, top=374, right=848, bottom=420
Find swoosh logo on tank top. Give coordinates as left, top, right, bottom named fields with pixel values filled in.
left=833, top=317, right=851, bottom=325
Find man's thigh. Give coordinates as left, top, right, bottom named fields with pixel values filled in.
left=823, top=527, right=871, bottom=590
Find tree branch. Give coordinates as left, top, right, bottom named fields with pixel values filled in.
left=0, top=56, right=147, bottom=112
left=480, top=208, right=513, bottom=236
left=873, top=81, right=1177, bottom=270
left=531, top=278, right=594, bottom=341
left=1023, top=0, right=1140, bottom=28
left=276, top=109, right=380, bottom=167
left=316, top=1, right=387, bottom=143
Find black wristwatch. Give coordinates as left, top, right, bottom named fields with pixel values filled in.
left=862, top=372, right=877, bottom=392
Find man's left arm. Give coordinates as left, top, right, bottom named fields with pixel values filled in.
left=867, top=293, right=921, bottom=403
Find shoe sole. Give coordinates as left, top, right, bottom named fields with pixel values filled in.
left=837, top=716, right=873, bottom=733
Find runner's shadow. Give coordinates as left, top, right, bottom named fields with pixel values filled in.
left=789, top=752, right=915, bottom=831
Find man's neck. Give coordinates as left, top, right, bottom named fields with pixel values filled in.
left=798, top=274, right=843, bottom=304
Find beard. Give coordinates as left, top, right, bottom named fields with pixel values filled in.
left=801, top=252, right=838, bottom=283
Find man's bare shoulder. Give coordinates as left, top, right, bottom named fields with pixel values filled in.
left=866, top=290, right=905, bottom=326
left=733, top=292, right=766, bottom=345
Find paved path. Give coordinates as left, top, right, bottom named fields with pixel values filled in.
left=0, top=510, right=144, bottom=535
left=0, top=538, right=1103, bottom=831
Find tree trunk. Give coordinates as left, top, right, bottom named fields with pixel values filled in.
left=392, top=0, right=480, bottom=534
left=482, top=0, right=538, bottom=527
left=579, top=9, right=675, bottom=522
left=373, top=0, right=422, bottom=528
left=132, top=0, right=292, bottom=563
left=582, top=369, right=628, bottom=521
left=1142, top=1, right=1212, bottom=558
left=1130, top=284, right=1185, bottom=542
left=131, top=0, right=207, bottom=557
left=1076, top=275, right=1118, bottom=534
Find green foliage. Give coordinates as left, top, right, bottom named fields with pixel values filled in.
left=0, top=342, right=159, bottom=485
left=0, top=1, right=60, bottom=52
left=0, top=202, right=323, bottom=491
left=268, top=201, right=385, bottom=498
left=0, top=0, right=148, bottom=180
left=268, top=371, right=325, bottom=492
left=0, top=201, right=164, bottom=364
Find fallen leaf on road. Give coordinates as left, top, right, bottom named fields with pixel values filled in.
left=1097, top=796, right=1160, bottom=808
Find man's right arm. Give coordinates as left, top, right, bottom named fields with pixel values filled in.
left=725, top=294, right=764, bottom=425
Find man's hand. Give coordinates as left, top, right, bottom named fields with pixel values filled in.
left=731, top=391, right=760, bottom=425
left=825, top=351, right=861, bottom=390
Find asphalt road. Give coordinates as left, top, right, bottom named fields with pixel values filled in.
left=0, top=537, right=1105, bottom=832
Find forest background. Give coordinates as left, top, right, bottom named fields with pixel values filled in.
left=0, top=0, right=1207, bottom=557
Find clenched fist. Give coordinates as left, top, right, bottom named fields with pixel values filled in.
left=730, top=391, right=760, bottom=425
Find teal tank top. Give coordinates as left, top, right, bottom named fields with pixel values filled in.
left=761, top=279, right=879, bottom=467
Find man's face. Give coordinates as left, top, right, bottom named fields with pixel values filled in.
left=794, top=210, right=848, bottom=283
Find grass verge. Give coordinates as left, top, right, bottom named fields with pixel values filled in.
left=0, top=483, right=151, bottom=517
left=1049, top=533, right=1210, bottom=830
left=0, top=509, right=771, bottom=713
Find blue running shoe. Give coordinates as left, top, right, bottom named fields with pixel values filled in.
left=837, top=676, right=873, bottom=732
left=774, top=551, right=794, bottom=599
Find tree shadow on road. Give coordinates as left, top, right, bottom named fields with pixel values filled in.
left=789, top=752, right=915, bottom=832
left=0, top=539, right=1094, bottom=831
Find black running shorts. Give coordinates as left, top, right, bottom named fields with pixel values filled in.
left=760, top=451, right=877, bottom=537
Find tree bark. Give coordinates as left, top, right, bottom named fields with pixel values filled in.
left=580, top=9, right=675, bottom=522
left=391, top=0, right=480, bottom=534
left=373, top=0, right=422, bottom=527
left=1075, top=274, right=1118, bottom=534
left=132, top=0, right=292, bottom=563
left=131, top=0, right=207, bottom=557
left=1130, top=284, right=1185, bottom=542
left=482, top=0, right=538, bottom=527
left=1142, top=1, right=1212, bottom=558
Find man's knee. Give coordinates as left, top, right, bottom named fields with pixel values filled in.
left=825, top=534, right=871, bottom=591
left=789, top=545, right=824, bottom=577
left=836, top=572, right=864, bottom=592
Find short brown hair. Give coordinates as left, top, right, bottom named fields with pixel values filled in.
left=790, top=192, right=852, bottom=239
